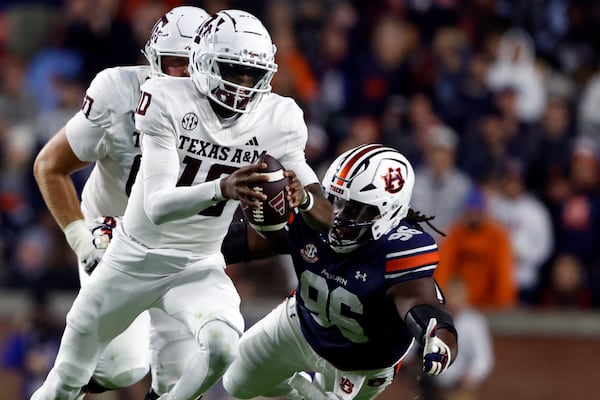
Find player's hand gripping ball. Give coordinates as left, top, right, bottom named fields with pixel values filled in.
left=242, top=153, right=292, bottom=234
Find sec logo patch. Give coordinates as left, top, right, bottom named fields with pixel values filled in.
left=182, top=112, right=198, bottom=130
left=300, top=243, right=318, bottom=263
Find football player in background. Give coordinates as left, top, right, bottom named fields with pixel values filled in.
left=31, top=9, right=332, bottom=400
left=222, top=144, right=458, bottom=400
left=32, top=5, right=210, bottom=398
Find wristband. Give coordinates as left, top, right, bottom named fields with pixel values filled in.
left=405, top=304, right=457, bottom=345
left=64, top=219, right=94, bottom=257
left=299, top=190, right=314, bottom=212
left=212, top=178, right=225, bottom=201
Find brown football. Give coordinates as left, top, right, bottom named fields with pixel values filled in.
left=242, top=153, right=292, bottom=233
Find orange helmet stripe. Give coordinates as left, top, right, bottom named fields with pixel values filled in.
left=335, top=144, right=384, bottom=186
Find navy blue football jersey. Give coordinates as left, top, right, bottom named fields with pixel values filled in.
left=285, top=212, right=440, bottom=370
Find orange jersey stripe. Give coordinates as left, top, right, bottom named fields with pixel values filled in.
left=385, top=251, right=440, bottom=273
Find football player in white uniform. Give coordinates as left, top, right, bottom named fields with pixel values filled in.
left=32, top=6, right=210, bottom=398
left=31, top=9, right=332, bottom=400
left=222, top=145, right=459, bottom=400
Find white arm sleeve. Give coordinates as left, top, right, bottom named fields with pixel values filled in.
left=278, top=103, right=319, bottom=187
left=65, top=112, right=108, bottom=161
left=142, top=133, right=222, bottom=225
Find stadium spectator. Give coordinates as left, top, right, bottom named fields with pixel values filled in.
left=538, top=253, right=592, bottom=309
left=528, top=95, right=576, bottom=198
left=412, top=124, right=473, bottom=239
left=487, top=158, right=554, bottom=305
left=546, top=137, right=600, bottom=306
left=486, top=28, right=547, bottom=123
left=435, top=187, right=517, bottom=310
left=578, top=67, right=600, bottom=146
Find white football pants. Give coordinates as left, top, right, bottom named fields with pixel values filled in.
left=223, top=295, right=397, bottom=400
left=31, top=229, right=244, bottom=400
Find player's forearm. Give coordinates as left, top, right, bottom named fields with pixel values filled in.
left=144, top=174, right=224, bottom=224
left=298, top=184, right=333, bottom=233
left=33, top=156, right=85, bottom=229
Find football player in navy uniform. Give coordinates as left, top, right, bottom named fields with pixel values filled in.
left=222, top=144, right=458, bottom=400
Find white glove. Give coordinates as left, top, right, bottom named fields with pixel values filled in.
left=64, top=217, right=119, bottom=275
left=64, top=219, right=102, bottom=275
left=422, top=318, right=452, bottom=376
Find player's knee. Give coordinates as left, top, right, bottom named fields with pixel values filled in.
left=200, top=320, right=240, bottom=374
left=94, top=345, right=150, bottom=389
left=92, top=365, right=149, bottom=389
left=222, top=373, right=253, bottom=399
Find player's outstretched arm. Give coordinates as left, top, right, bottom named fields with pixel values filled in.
left=33, top=126, right=101, bottom=273
left=285, top=170, right=333, bottom=233
left=141, top=134, right=269, bottom=224
left=301, top=183, right=333, bottom=232
left=387, top=277, right=458, bottom=376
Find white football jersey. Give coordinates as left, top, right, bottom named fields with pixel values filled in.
left=126, top=76, right=318, bottom=254
left=66, top=66, right=150, bottom=220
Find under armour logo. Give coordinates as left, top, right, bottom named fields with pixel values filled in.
left=355, top=271, right=367, bottom=282
left=382, top=167, right=405, bottom=193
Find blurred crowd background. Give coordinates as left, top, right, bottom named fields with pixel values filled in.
left=1, top=0, right=599, bottom=399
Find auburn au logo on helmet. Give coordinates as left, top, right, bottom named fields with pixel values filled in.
left=382, top=167, right=405, bottom=193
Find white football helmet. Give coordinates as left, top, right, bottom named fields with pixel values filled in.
left=189, top=9, right=278, bottom=113
left=143, top=6, right=210, bottom=77
left=322, top=144, right=415, bottom=253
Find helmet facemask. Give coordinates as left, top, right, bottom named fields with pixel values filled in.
left=189, top=10, right=278, bottom=114
left=327, top=196, right=380, bottom=253
left=204, top=57, right=275, bottom=113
